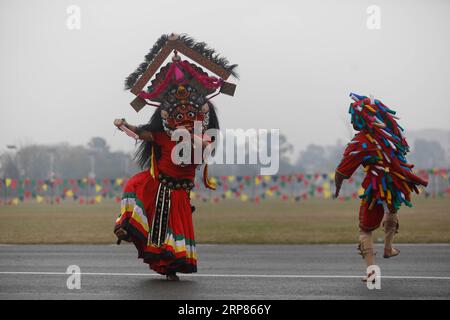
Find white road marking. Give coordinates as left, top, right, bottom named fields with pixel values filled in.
left=0, top=271, right=449, bottom=280
left=2, top=243, right=450, bottom=247
left=209, top=243, right=450, bottom=248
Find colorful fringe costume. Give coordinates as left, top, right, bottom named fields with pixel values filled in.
left=114, top=33, right=237, bottom=275
left=336, top=93, right=428, bottom=232
left=335, top=93, right=428, bottom=269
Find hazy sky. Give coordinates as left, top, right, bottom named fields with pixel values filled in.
left=1, top=0, right=449, bottom=155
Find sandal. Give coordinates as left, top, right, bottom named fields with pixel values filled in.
left=383, top=247, right=400, bottom=259
left=166, top=272, right=180, bottom=281
left=115, top=228, right=128, bottom=244
left=115, top=228, right=128, bottom=238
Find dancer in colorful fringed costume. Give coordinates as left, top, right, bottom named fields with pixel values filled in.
left=334, top=93, right=427, bottom=281
left=113, top=33, right=237, bottom=281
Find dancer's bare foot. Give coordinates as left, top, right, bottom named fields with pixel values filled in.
left=166, top=272, right=179, bottom=281
left=383, top=247, right=400, bottom=258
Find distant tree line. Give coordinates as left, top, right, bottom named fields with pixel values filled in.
left=0, top=137, right=138, bottom=180
left=0, top=135, right=448, bottom=180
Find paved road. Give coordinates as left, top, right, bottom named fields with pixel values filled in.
left=0, top=244, right=449, bottom=299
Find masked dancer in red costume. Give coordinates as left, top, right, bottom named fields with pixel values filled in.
left=335, top=93, right=427, bottom=281
left=113, top=33, right=237, bottom=281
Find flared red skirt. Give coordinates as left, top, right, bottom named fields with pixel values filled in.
left=115, top=171, right=197, bottom=274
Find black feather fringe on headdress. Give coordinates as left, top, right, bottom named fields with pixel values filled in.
left=125, top=34, right=169, bottom=90
left=178, top=34, right=239, bottom=79
left=125, top=33, right=238, bottom=90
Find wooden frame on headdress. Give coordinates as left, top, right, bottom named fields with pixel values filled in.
left=129, top=34, right=237, bottom=112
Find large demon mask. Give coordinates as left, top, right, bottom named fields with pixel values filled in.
left=160, top=84, right=210, bottom=134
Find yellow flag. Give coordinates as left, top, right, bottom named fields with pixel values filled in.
left=5, top=178, right=12, bottom=187
left=36, top=195, right=44, bottom=203
left=95, top=184, right=102, bottom=193
left=12, top=198, right=19, bottom=205
left=95, top=195, right=102, bottom=203
left=42, top=184, right=48, bottom=191
left=66, top=190, right=74, bottom=198
left=240, top=194, right=249, bottom=202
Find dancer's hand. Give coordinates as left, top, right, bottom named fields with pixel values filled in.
left=334, top=185, right=341, bottom=199
left=113, top=118, right=127, bottom=129
left=334, top=171, right=345, bottom=198
left=191, top=133, right=211, bottom=149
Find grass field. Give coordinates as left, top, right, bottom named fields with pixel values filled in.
left=0, top=197, right=449, bottom=244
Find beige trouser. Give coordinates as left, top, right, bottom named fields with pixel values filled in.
left=358, top=213, right=399, bottom=267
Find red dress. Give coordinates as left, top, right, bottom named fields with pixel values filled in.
left=115, top=132, right=199, bottom=274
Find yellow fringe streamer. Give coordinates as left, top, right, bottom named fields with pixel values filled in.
left=149, top=146, right=155, bottom=179
left=203, top=164, right=216, bottom=190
